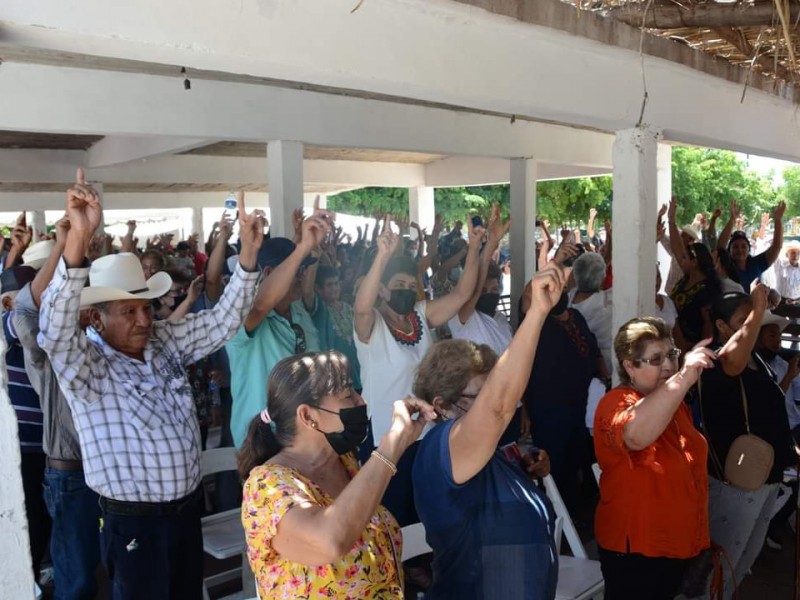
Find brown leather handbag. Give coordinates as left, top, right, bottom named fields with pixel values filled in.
left=698, top=377, right=774, bottom=491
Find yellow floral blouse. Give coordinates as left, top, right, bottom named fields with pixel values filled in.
left=241, top=454, right=404, bottom=599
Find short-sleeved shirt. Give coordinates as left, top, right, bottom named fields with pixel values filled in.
left=355, top=301, right=433, bottom=441
left=447, top=310, right=513, bottom=358
left=735, top=254, right=770, bottom=292
left=227, top=301, right=320, bottom=447
left=241, top=454, right=403, bottom=599
left=767, top=355, right=800, bottom=430
left=412, top=419, right=558, bottom=599
left=569, top=290, right=613, bottom=373
left=699, top=351, right=795, bottom=484
left=594, top=387, right=709, bottom=558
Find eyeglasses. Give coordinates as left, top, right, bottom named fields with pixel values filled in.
left=291, top=323, right=307, bottom=354
left=635, top=348, right=681, bottom=367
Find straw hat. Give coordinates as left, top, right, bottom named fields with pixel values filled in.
left=22, top=240, right=56, bottom=271
left=760, top=311, right=790, bottom=333
left=80, top=253, right=172, bottom=308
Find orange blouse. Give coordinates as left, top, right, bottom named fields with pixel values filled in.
left=594, top=387, right=709, bottom=559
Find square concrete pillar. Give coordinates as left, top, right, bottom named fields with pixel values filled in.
left=510, top=158, right=537, bottom=326
left=408, top=186, right=435, bottom=235
left=267, top=141, right=304, bottom=238
left=612, top=127, right=661, bottom=358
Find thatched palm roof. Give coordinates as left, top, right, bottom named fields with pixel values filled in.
left=564, top=0, right=799, bottom=85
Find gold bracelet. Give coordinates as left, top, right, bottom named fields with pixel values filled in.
left=371, top=450, right=398, bottom=475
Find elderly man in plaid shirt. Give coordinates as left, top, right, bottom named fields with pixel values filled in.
left=38, top=170, right=264, bottom=600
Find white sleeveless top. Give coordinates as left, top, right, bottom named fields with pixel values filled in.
left=355, top=301, right=433, bottom=441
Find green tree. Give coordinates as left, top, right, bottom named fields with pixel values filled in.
left=778, top=166, right=800, bottom=217
left=671, top=147, right=776, bottom=226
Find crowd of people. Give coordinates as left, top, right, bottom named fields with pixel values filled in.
left=1, top=172, right=798, bottom=600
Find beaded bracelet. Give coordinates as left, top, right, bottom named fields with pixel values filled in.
left=371, top=450, right=398, bottom=475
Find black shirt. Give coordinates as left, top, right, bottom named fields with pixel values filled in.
left=699, top=350, right=795, bottom=484
left=524, top=309, right=600, bottom=413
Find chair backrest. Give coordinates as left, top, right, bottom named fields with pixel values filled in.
left=401, top=522, right=432, bottom=562
left=542, top=475, right=587, bottom=559
left=200, top=447, right=238, bottom=477
left=554, top=515, right=564, bottom=552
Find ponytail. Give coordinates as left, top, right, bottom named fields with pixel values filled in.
left=237, top=416, right=282, bottom=479
left=236, top=351, right=353, bottom=480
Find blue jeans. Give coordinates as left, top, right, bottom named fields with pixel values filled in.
left=42, top=467, right=101, bottom=600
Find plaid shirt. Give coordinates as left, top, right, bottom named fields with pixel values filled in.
left=38, top=258, right=258, bottom=502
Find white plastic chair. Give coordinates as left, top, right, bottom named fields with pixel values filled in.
left=591, top=463, right=602, bottom=485
left=543, top=475, right=605, bottom=600
left=401, top=521, right=433, bottom=561
left=201, top=448, right=246, bottom=600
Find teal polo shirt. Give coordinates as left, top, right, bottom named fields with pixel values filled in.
left=227, top=301, right=320, bottom=447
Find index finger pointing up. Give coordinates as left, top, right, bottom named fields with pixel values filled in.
left=236, top=191, right=246, bottom=219
left=76, top=167, right=86, bottom=185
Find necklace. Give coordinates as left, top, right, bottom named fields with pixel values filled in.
left=387, top=310, right=424, bottom=347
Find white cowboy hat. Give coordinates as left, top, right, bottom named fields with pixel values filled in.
left=760, top=310, right=790, bottom=333
left=22, top=240, right=56, bottom=271
left=784, top=240, right=800, bottom=256
left=80, top=253, right=172, bottom=308
left=679, top=225, right=700, bottom=242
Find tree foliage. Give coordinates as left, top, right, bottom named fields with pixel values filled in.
left=671, top=147, right=776, bottom=226
left=778, top=166, right=800, bottom=218
left=327, top=147, right=778, bottom=229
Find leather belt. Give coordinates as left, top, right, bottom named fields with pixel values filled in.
left=99, top=486, right=203, bottom=518
left=46, top=457, right=83, bottom=471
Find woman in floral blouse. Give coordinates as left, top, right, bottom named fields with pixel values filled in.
left=238, top=351, right=435, bottom=599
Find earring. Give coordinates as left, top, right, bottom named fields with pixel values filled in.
left=311, top=421, right=317, bottom=428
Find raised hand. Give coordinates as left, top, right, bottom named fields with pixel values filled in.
left=292, top=208, right=305, bottom=239
left=750, top=281, right=769, bottom=313
left=761, top=212, right=770, bottom=228
left=667, top=196, right=678, bottom=223
left=773, top=201, right=786, bottom=222
left=386, top=396, right=437, bottom=451
left=186, top=274, right=205, bottom=304
left=65, top=168, right=102, bottom=239
left=299, top=210, right=333, bottom=254
left=236, top=191, right=265, bottom=271
left=729, top=199, right=740, bottom=222
left=528, top=261, right=569, bottom=315
left=376, top=217, right=399, bottom=257
left=467, top=214, right=486, bottom=249
left=217, top=212, right=234, bottom=240
left=486, top=203, right=511, bottom=249
left=10, top=223, right=33, bottom=251
left=679, top=339, right=717, bottom=385
left=589, top=207, right=598, bottom=220
left=553, top=242, right=579, bottom=266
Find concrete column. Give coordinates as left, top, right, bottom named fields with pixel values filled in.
left=509, top=158, right=537, bottom=327
left=0, top=334, right=36, bottom=598
left=28, top=210, right=46, bottom=239
left=656, top=143, right=673, bottom=292
left=408, top=186, right=435, bottom=234
left=190, top=207, right=204, bottom=239
left=612, top=127, right=661, bottom=362
left=267, top=141, right=304, bottom=238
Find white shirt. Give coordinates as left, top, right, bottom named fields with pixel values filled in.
left=653, top=294, right=678, bottom=329
left=355, top=301, right=433, bottom=441
left=448, top=310, right=513, bottom=358
left=569, top=289, right=613, bottom=373
left=774, top=260, right=800, bottom=300
left=767, top=355, right=800, bottom=430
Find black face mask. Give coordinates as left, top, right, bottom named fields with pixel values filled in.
left=548, top=292, right=569, bottom=318
left=387, top=289, right=417, bottom=316
left=315, top=404, right=370, bottom=455
left=476, top=293, right=500, bottom=316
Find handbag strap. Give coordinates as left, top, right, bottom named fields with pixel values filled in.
left=738, top=376, right=751, bottom=435
left=697, top=376, right=726, bottom=481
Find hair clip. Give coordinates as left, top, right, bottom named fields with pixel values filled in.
left=260, top=408, right=272, bottom=425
